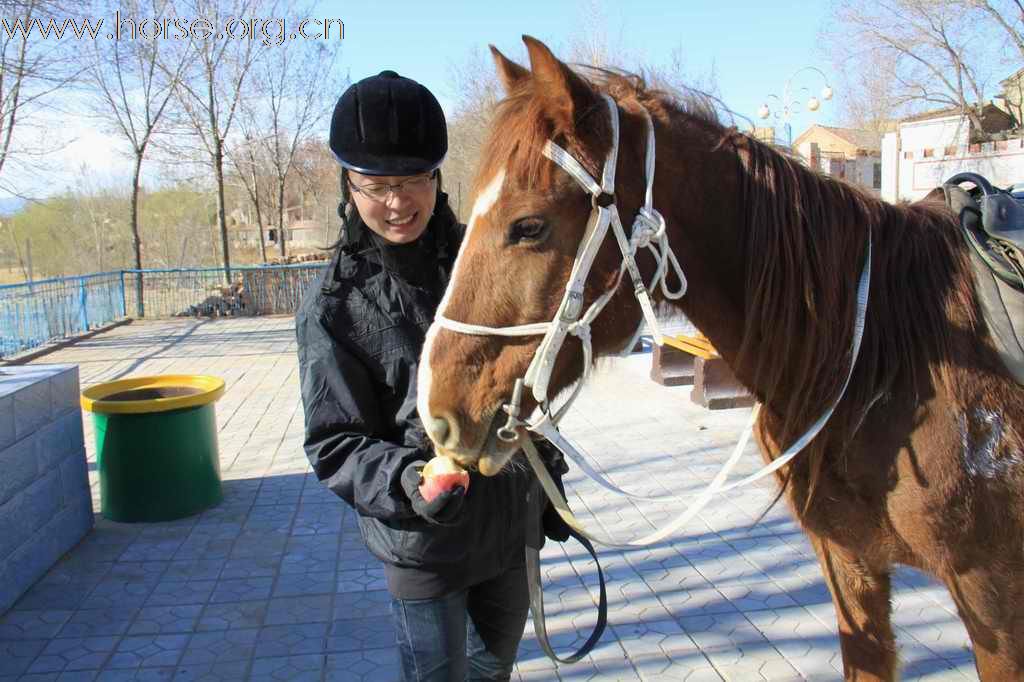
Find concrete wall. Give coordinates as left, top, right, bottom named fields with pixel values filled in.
left=899, top=115, right=970, bottom=152
left=0, top=365, right=93, bottom=615
left=882, top=132, right=900, bottom=203
left=885, top=135, right=1024, bottom=203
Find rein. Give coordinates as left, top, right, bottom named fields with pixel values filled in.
left=432, top=92, right=872, bottom=662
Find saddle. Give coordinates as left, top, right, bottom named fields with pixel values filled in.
left=942, top=172, right=1024, bottom=384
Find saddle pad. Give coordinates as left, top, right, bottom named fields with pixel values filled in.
left=969, top=247, right=1024, bottom=385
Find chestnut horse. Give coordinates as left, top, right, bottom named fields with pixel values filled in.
left=417, top=36, right=1024, bottom=681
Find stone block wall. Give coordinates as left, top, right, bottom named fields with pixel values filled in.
left=0, top=365, right=93, bottom=614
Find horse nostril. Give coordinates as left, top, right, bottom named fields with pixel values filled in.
left=425, top=415, right=451, bottom=446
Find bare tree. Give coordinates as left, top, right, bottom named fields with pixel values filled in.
left=170, top=0, right=264, bottom=283
left=228, top=132, right=271, bottom=262
left=0, top=0, right=86, bottom=197
left=966, top=0, right=1024, bottom=62
left=443, top=46, right=505, bottom=220
left=826, top=0, right=1021, bottom=138
left=88, top=0, right=191, bottom=314
left=256, top=28, right=341, bottom=258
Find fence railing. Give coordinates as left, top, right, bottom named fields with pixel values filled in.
left=0, top=264, right=327, bottom=359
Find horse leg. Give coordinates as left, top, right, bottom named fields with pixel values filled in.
left=810, top=535, right=897, bottom=681
left=942, top=570, right=1024, bottom=680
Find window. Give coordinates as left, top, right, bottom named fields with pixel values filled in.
left=873, top=163, right=882, bottom=189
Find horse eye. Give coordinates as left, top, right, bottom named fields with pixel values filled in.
left=508, top=217, right=547, bottom=244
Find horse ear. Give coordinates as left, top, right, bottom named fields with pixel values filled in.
left=521, top=34, right=595, bottom=133
left=490, top=45, right=529, bottom=94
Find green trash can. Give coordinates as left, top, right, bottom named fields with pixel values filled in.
left=81, top=375, right=226, bottom=522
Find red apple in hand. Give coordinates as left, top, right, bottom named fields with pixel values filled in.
left=419, top=456, right=470, bottom=503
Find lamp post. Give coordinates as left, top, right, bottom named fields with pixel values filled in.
left=757, top=66, right=834, bottom=148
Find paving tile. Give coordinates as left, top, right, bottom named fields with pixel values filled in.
left=218, top=556, right=280, bottom=580
left=324, top=649, right=400, bottom=681
left=248, top=655, right=323, bottom=682
left=17, top=671, right=99, bottom=682
left=331, top=589, right=392, bottom=621
left=161, top=561, right=225, bottom=583
left=195, top=601, right=267, bottom=631
left=79, top=579, right=155, bottom=611
left=0, top=638, right=48, bottom=675
left=144, top=580, right=216, bottom=608
left=168, top=659, right=249, bottom=681
left=325, top=614, right=394, bottom=652
left=179, top=628, right=259, bottom=665
left=104, top=635, right=189, bottom=669
left=28, top=636, right=118, bottom=674
left=127, top=606, right=203, bottom=636
left=0, top=610, right=73, bottom=640
left=59, top=608, right=140, bottom=638
left=207, top=577, right=273, bottom=604
left=272, top=570, right=336, bottom=598
left=93, top=668, right=176, bottom=681
left=263, top=595, right=333, bottom=626
left=253, top=622, right=328, bottom=658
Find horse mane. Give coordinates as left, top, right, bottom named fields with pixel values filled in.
left=728, top=127, right=988, bottom=492
left=480, top=64, right=993, bottom=503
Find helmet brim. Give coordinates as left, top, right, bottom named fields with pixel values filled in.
left=335, top=151, right=445, bottom=177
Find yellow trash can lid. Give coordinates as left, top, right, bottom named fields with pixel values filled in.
left=80, top=375, right=225, bottom=414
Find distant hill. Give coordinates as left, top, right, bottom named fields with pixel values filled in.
left=0, top=197, right=25, bottom=216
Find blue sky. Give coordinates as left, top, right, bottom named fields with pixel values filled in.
left=332, top=1, right=838, bottom=132
left=2, top=1, right=841, bottom=202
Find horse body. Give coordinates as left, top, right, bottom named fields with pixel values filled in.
left=418, top=36, right=1024, bottom=680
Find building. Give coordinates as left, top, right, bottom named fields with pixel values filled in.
left=791, top=124, right=884, bottom=194
left=881, top=102, right=1021, bottom=203
left=997, top=67, right=1023, bottom=128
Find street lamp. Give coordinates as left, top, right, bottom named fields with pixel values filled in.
left=757, top=66, right=834, bottom=148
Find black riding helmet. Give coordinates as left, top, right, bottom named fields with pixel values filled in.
left=329, top=70, right=447, bottom=176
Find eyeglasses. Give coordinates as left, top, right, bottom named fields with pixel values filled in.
left=348, top=171, right=436, bottom=201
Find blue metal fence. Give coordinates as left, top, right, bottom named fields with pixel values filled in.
left=0, top=271, right=127, bottom=358
left=0, top=264, right=327, bottom=359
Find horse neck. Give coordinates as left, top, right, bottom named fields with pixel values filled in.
left=654, top=122, right=877, bottom=432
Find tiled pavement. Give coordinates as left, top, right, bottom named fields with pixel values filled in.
left=0, top=317, right=979, bottom=681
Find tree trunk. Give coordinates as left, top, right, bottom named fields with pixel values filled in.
left=251, top=162, right=267, bottom=262
left=130, top=152, right=145, bottom=317
left=277, top=178, right=286, bottom=259
left=213, top=138, right=232, bottom=284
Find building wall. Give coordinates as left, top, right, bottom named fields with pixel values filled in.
left=794, top=126, right=859, bottom=160
left=845, top=156, right=882, bottom=193
left=881, top=132, right=900, bottom=202
left=899, top=115, right=970, bottom=152
left=882, top=133, right=1024, bottom=202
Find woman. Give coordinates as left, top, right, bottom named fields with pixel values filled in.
left=295, top=70, right=569, bottom=681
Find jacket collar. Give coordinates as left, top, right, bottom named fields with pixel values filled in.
left=322, top=191, right=459, bottom=294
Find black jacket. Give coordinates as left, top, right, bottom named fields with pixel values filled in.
left=296, top=195, right=547, bottom=598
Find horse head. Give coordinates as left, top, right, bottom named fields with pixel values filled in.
left=416, top=36, right=742, bottom=475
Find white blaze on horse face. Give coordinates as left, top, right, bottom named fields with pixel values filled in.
left=417, top=168, right=507, bottom=445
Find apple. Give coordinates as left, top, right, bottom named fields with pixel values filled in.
left=419, top=456, right=470, bottom=502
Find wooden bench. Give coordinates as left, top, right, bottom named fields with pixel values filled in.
left=651, top=332, right=755, bottom=410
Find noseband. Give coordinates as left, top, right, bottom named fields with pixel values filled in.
left=435, top=94, right=687, bottom=435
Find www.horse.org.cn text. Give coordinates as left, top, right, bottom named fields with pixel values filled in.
left=0, top=12, right=344, bottom=46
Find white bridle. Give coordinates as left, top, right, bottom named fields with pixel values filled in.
left=436, top=94, right=686, bottom=433
left=433, top=93, right=872, bottom=548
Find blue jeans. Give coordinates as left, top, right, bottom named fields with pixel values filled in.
left=391, top=565, right=530, bottom=681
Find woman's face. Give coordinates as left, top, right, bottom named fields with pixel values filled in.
left=348, top=170, right=438, bottom=244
